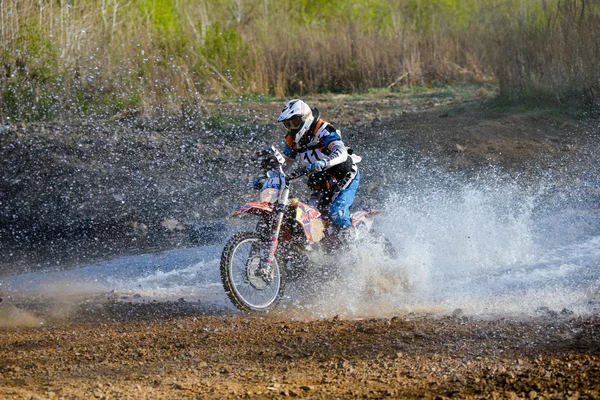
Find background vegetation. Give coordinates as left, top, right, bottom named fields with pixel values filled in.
left=1, top=0, right=599, bottom=121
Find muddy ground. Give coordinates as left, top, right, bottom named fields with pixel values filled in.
left=0, top=303, right=599, bottom=399
left=1, top=88, right=600, bottom=398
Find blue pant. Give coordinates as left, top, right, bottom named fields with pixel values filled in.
left=329, top=170, right=360, bottom=227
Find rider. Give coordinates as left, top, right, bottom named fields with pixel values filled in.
left=277, top=99, right=361, bottom=244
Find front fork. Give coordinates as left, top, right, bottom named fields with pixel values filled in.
left=261, top=186, right=290, bottom=271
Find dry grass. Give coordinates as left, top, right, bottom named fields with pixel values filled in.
left=490, top=1, right=600, bottom=101
left=0, top=0, right=598, bottom=121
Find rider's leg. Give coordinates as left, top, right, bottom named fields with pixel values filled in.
left=329, top=170, right=360, bottom=227
left=329, top=170, right=360, bottom=245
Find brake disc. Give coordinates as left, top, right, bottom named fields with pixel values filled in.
left=246, top=256, right=272, bottom=290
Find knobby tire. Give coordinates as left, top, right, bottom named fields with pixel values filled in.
left=220, top=231, right=286, bottom=313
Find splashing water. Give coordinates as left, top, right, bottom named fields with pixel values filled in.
left=1, top=168, right=599, bottom=320
left=296, top=168, right=600, bottom=318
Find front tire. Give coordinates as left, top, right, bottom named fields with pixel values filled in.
left=220, top=231, right=286, bottom=313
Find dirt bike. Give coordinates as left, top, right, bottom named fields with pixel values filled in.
left=220, top=147, right=394, bottom=313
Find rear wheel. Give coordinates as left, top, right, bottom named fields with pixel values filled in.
left=220, top=231, right=286, bottom=313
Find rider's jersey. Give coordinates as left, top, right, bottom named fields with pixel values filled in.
left=283, top=119, right=359, bottom=189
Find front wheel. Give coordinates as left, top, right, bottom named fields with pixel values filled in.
left=220, top=231, right=286, bottom=313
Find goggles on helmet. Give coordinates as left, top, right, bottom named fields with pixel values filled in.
left=282, top=115, right=303, bottom=131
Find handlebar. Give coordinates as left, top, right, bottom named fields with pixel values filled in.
left=287, top=167, right=307, bottom=181
left=249, top=167, right=306, bottom=191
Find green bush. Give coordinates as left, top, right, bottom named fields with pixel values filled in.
left=0, top=23, right=60, bottom=121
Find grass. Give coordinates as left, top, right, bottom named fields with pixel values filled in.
left=0, top=0, right=598, bottom=122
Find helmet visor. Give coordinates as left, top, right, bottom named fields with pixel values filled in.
left=282, top=116, right=303, bottom=131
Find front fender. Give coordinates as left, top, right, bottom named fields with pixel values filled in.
left=231, top=201, right=274, bottom=217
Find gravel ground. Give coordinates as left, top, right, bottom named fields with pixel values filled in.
left=0, top=301, right=599, bottom=399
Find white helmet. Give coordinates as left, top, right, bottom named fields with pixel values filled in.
left=277, top=99, right=315, bottom=143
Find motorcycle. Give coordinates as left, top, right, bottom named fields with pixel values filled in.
left=220, top=146, right=394, bottom=313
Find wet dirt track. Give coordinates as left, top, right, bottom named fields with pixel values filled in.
left=0, top=301, right=599, bottom=399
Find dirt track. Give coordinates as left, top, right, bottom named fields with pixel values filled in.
left=1, top=89, right=600, bottom=398
left=1, top=302, right=599, bottom=399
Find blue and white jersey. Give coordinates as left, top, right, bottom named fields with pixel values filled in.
left=283, top=119, right=360, bottom=190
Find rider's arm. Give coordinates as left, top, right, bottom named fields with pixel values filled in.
left=321, top=131, right=348, bottom=168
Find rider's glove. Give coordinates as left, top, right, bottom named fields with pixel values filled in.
left=249, top=178, right=264, bottom=190
left=307, top=160, right=326, bottom=174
